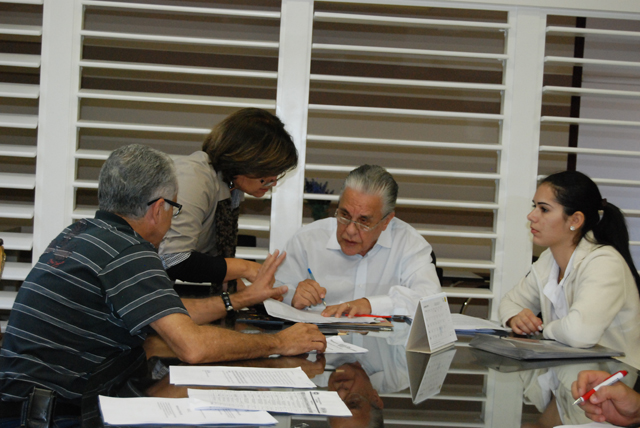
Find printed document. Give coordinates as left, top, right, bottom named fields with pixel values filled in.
left=264, top=299, right=376, bottom=324
left=170, top=365, right=317, bottom=388
left=325, top=335, right=368, bottom=354
left=188, top=389, right=352, bottom=417
left=451, top=313, right=510, bottom=333
left=98, top=396, right=277, bottom=425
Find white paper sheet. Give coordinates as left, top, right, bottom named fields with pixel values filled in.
left=554, top=423, right=612, bottom=428
left=325, top=335, right=368, bottom=354
left=451, top=313, right=511, bottom=333
left=263, top=299, right=376, bottom=324
left=98, top=396, right=277, bottom=426
left=188, top=389, right=352, bottom=417
left=170, top=365, right=317, bottom=388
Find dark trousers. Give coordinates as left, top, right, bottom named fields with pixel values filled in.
left=0, top=391, right=81, bottom=428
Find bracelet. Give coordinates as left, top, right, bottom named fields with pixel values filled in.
left=221, top=291, right=234, bottom=312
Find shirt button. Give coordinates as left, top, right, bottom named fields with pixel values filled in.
left=359, top=284, right=364, bottom=288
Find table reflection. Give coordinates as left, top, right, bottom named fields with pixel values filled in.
left=131, top=322, right=638, bottom=428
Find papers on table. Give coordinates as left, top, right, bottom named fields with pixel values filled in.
left=189, top=389, right=352, bottom=417
left=451, top=313, right=511, bottom=334
left=326, top=335, right=368, bottom=354
left=170, top=365, right=317, bottom=388
left=99, top=396, right=277, bottom=426
left=263, top=299, right=376, bottom=324
left=554, top=423, right=612, bottom=428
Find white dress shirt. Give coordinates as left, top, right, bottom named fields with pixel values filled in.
left=276, top=217, right=441, bottom=316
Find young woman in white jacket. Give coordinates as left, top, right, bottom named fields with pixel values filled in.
left=499, top=171, right=640, bottom=367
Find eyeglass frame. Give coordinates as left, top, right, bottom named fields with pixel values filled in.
left=334, top=209, right=390, bottom=233
left=147, top=197, right=182, bottom=218
left=259, top=172, right=287, bottom=188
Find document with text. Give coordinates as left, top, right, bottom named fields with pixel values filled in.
left=170, top=365, right=317, bottom=388
left=264, top=299, right=376, bottom=324
left=325, top=335, right=368, bottom=354
left=98, top=396, right=277, bottom=426
left=188, top=389, right=352, bottom=416
left=451, top=313, right=510, bottom=333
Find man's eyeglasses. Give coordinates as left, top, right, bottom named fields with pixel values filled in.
left=260, top=172, right=287, bottom=188
left=147, top=197, right=182, bottom=218
left=334, top=210, right=388, bottom=232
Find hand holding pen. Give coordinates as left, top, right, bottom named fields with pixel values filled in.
left=290, top=268, right=327, bottom=310
left=307, top=269, right=326, bottom=307
left=573, top=370, right=628, bottom=405
left=572, top=370, right=640, bottom=427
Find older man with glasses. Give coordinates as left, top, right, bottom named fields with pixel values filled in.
left=0, top=144, right=325, bottom=425
left=276, top=164, right=441, bottom=318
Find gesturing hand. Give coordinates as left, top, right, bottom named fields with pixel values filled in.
left=238, top=250, right=288, bottom=306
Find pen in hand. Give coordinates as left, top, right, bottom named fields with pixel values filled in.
left=573, top=370, right=628, bottom=405
left=307, top=268, right=327, bottom=307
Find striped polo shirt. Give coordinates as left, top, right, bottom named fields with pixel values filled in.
left=0, top=210, right=188, bottom=403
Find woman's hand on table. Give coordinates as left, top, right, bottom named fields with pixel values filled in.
left=507, top=308, right=543, bottom=335
left=322, top=298, right=371, bottom=318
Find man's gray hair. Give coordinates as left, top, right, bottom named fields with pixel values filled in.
left=98, top=144, right=177, bottom=219
left=341, top=165, right=398, bottom=216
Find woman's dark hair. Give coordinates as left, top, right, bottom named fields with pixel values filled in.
left=541, top=170, right=640, bottom=289
left=202, top=108, right=298, bottom=184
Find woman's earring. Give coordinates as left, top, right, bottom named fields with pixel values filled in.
left=570, top=226, right=575, bottom=231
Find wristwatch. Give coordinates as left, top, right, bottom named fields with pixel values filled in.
left=221, top=291, right=234, bottom=312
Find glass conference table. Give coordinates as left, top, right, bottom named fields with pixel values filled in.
left=128, top=319, right=638, bottom=428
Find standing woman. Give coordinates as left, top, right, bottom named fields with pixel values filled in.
left=499, top=171, right=640, bottom=365
left=159, top=108, right=298, bottom=294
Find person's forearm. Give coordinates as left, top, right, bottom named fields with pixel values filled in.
left=181, top=288, right=267, bottom=325
left=152, top=316, right=282, bottom=363
left=152, top=313, right=325, bottom=364
left=224, top=258, right=256, bottom=282
left=193, top=325, right=283, bottom=362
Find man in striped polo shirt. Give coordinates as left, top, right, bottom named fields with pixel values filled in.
left=0, top=144, right=326, bottom=424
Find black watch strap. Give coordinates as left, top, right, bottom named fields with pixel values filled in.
left=221, top=291, right=234, bottom=312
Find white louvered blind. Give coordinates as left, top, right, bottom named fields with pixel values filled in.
left=70, top=0, right=284, bottom=269
left=0, top=0, right=42, bottom=312
left=540, top=15, right=640, bottom=270
left=301, top=2, right=512, bottom=317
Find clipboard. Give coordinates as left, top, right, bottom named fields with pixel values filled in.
left=237, top=304, right=394, bottom=332
left=406, top=292, right=457, bottom=354
left=469, top=334, right=624, bottom=360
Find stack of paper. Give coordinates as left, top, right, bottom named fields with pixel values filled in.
left=189, top=389, right=352, bottom=416
left=100, top=365, right=354, bottom=425
left=263, top=299, right=377, bottom=324
left=169, top=366, right=317, bottom=388
left=451, top=313, right=510, bottom=334
left=99, top=396, right=279, bottom=426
